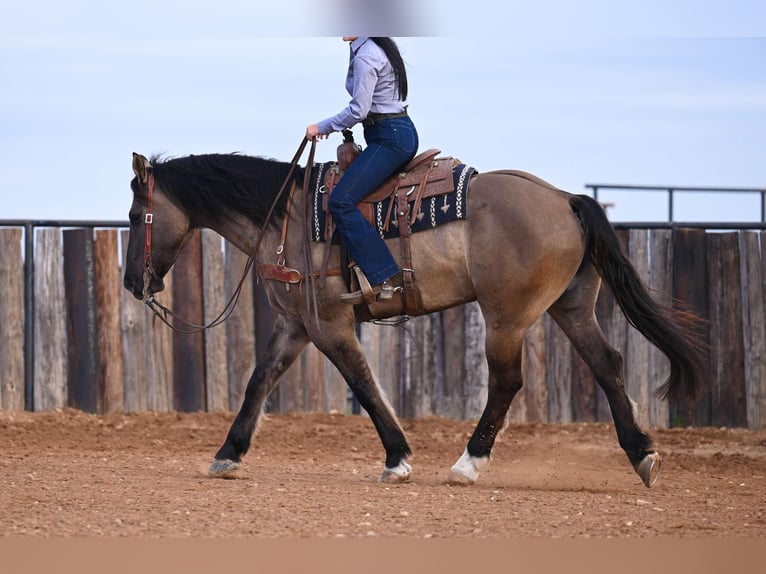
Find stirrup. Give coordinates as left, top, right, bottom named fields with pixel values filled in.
left=339, top=266, right=402, bottom=305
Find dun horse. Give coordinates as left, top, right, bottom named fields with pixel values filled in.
left=124, top=148, right=707, bottom=488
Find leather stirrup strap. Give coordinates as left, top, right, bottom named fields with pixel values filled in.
left=352, top=265, right=377, bottom=306
left=395, top=191, right=420, bottom=315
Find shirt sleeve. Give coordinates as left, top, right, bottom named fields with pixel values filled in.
left=317, top=52, right=380, bottom=134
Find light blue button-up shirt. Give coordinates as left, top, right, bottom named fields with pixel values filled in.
left=317, top=37, right=407, bottom=134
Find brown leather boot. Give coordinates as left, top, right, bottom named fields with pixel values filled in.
left=339, top=268, right=402, bottom=305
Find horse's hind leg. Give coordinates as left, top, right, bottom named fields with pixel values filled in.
left=448, top=327, right=525, bottom=485
left=547, top=266, right=660, bottom=487
left=209, top=315, right=309, bottom=477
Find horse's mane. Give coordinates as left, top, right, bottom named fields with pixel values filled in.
left=148, top=153, right=305, bottom=227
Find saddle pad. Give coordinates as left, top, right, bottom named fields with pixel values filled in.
left=310, top=162, right=476, bottom=243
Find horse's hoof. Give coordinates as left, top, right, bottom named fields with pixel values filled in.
left=208, top=458, right=241, bottom=478
left=446, top=448, right=489, bottom=486
left=445, top=470, right=476, bottom=486
left=379, top=460, right=412, bottom=483
left=637, top=451, right=662, bottom=488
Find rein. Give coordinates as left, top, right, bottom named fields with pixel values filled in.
left=142, top=138, right=315, bottom=334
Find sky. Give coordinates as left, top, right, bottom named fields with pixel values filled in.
left=1, top=1, right=765, bottom=223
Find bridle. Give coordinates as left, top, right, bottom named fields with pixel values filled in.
left=141, top=170, right=157, bottom=304
left=140, top=137, right=315, bottom=333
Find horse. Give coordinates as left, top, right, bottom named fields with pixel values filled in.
left=124, top=148, right=708, bottom=488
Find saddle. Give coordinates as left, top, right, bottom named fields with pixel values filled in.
left=258, top=135, right=473, bottom=322
left=319, top=141, right=459, bottom=319
left=321, top=148, right=454, bottom=236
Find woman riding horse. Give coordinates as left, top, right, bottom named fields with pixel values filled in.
left=306, top=37, right=419, bottom=304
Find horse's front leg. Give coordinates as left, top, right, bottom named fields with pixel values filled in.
left=312, top=326, right=413, bottom=483
left=208, top=314, right=309, bottom=477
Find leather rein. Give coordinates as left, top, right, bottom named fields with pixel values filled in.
left=141, top=138, right=317, bottom=334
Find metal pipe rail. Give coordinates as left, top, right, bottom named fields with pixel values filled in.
left=586, top=184, right=766, bottom=223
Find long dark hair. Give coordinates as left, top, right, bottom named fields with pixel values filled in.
left=370, top=37, right=408, bottom=101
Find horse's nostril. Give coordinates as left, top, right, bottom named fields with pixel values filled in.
left=123, top=276, right=143, bottom=300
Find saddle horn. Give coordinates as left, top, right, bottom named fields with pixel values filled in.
left=337, top=129, right=361, bottom=171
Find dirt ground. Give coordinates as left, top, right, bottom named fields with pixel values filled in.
left=1, top=409, right=764, bottom=538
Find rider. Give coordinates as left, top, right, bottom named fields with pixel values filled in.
left=306, top=37, right=418, bottom=304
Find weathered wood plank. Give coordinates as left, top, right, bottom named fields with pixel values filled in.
left=360, top=322, right=382, bottom=412
left=33, top=228, right=68, bottom=411
left=63, top=228, right=101, bottom=413
left=625, top=229, right=650, bottom=427
left=758, top=229, right=766, bottom=429
left=119, top=230, right=173, bottom=413
left=516, top=317, right=547, bottom=423
left=462, top=302, right=487, bottom=420
left=545, top=315, right=572, bottom=423
left=120, top=229, right=149, bottom=412
left=147, top=268, right=174, bottom=412
left=438, top=307, right=467, bottom=419
left=94, top=230, right=124, bottom=414
left=275, top=345, right=305, bottom=413
left=369, top=322, right=400, bottom=417
left=202, top=230, right=228, bottom=412
left=424, top=315, right=440, bottom=417
left=570, top=349, right=596, bottom=422
left=323, top=356, right=348, bottom=414
left=171, top=231, right=206, bottom=412
left=267, top=283, right=304, bottom=413
left=647, top=229, right=672, bottom=428
left=419, top=315, right=438, bottom=418
left=671, top=228, right=711, bottom=426
left=739, top=231, right=766, bottom=429
left=399, top=315, right=433, bottom=419
left=706, top=232, right=747, bottom=427
left=0, top=228, right=25, bottom=411
left=224, top=242, right=255, bottom=411
left=303, top=344, right=326, bottom=412
left=428, top=312, right=447, bottom=418
left=397, top=320, right=415, bottom=419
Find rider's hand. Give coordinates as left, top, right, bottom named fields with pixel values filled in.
left=306, top=124, right=328, bottom=141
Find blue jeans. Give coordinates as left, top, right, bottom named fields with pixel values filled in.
left=328, top=115, right=419, bottom=286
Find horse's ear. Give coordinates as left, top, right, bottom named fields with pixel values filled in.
left=132, top=152, right=150, bottom=184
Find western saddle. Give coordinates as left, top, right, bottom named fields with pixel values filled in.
left=258, top=132, right=459, bottom=320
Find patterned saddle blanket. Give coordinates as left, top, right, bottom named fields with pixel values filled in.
left=310, top=157, right=476, bottom=243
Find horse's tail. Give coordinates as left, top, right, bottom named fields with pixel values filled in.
left=569, top=194, right=708, bottom=401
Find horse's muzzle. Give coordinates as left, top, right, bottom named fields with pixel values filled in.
left=123, top=274, right=164, bottom=301
left=124, top=274, right=142, bottom=300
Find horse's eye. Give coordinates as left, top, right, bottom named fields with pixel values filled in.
left=129, top=212, right=141, bottom=225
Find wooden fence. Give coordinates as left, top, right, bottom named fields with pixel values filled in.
left=1, top=225, right=765, bottom=429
